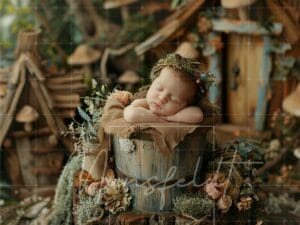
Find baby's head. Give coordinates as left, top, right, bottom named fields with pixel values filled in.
left=146, top=54, right=214, bottom=116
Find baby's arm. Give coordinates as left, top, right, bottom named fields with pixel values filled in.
left=164, top=106, right=203, bottom=124
left=123, top=99, right=166, bottom=123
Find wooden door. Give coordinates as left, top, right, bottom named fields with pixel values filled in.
left=226, top=34, right=263, bottom=127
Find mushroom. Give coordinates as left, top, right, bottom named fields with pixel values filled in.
left=16, top=105, right=39, bottom=131
left=221, top=0, right=257, bottom=20
left=103, top=0, right=138, bottom=23
left=293, top=148, right=300, bottom=159
left=67, top=44, right=101, bottom=85
left=282, top=83, right=300, bottom=117
left=117, top=70, right=140, bottom=91
left=175, top=41, right=200, bottom=59
left=48, top=134, right=58, bottom=147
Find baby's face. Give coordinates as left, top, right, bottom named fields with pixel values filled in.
left=146, top=67, right=196, bottom=116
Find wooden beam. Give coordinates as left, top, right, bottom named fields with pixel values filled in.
left=0, top=67, right=26, bottom=146
left=52, top=94, right=80, bottom=102
left=46, top=82, right=86, bottom=91
left=29, top=78, right=60, bottom=135
left=24, top=53, right=45, bottom=81
left=48, top=73, right=83, bottom=84
left=208, top=51, right=222, bottom=106
left=54, top=102, right=80, bottom=108
left=10, top=127, right=52, bottom=139
left=56, top=109, right=76, bottom=118
left=16, top=138, right=36, bottom=186
left=40, top=82, right=54, bottom=109
left=254, top=36, right=272, bottom=131
left=135, top=0, right=205, bottom=55
left=0, top=55, right=25, bottom=126
left=0, top=67, right=10, bottom=82
left=212, top=19, right=282, bottom=36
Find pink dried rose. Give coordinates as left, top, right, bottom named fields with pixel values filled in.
left=204, top=173, right=231, bottom=200
left=109, top=90, right=133, bottom=105
left=85, top=180, right=107, bottom=196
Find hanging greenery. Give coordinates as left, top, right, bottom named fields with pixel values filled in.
left=66, top=80, right=110, bottom=153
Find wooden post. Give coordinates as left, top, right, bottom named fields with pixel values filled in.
left=15, top=28, right=42, bottom=58
left=208, top=53, right=222, bottom=106
left=254, top=36, right=272, bottom=131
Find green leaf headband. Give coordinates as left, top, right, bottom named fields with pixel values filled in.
left=150, top=54, right=215, bottom=96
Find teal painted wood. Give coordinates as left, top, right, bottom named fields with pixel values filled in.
left=113, top=127, right=212, bottom=212
left=212, top=19, right=282, bottom=35
left=255, top=36, right=272, bottom=131
left=208, top=53, right=222, bottom=106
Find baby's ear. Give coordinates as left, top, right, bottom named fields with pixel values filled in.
left=109, top=91, right=133, bottom=106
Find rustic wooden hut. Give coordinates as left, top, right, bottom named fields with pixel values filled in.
left=0, top=28, right=87, bottom=199
left=134, top=0, right=300, bottom=142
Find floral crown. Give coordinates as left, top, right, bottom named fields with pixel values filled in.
left=150, top=54, right=215, bottom=96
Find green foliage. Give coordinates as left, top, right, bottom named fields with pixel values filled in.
left=272, top=56, right=297, bottom=81
left=0, top=0, right=34, bottom=65
left=151, top=53, right=215, bottom=96
left=225, top=138, right=264, bottom=161
left=171, top=0, right=186, bottom=9
left=239, top=183, right=259, bottom=201
left=271, top=111, right=300, bottom=138
left=115, top=14, right=156, bottom=47
left=265, top=193, right=300, bottom=215
left=222, top=138, right=264, bottom=179
left=199, top=7, right=224, bottom=19
left=67, top=81, right=110, bottom=153
left=259, top=16, right=275, bottom=33
left=76, top=191, right=104, bottom=225
left=31, top=0, right=83, bottom=62
left=173, top=193, right=214, bottom=219
left=49, top=155, right=83, bottom=225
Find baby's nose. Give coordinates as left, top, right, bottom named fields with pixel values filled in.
left=158, top=92, right=169, bottom=103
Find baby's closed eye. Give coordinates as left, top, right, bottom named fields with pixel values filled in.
left=171, top=96, right=180, bottom=103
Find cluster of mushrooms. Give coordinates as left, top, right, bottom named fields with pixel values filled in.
left=203, top=173, right=253, bottom=213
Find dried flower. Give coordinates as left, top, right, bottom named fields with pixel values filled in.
left=197, top=16, right=212, bottom=34
left=109, top=90, right=133, bottom=106
left=119, top=138, right=135, bottom=153
left=101, top=179, right=132, bottom=214
left=216, top=195, right=232, bottom=213
left=86, top=180, right=107, bottom=196
left=264, top=139, right=281, bottom=160
left=204, top=173, right=231, bottom=200
left=209, top=36, right=224, bottom=51
left=237, top=196, right=253, bottom=211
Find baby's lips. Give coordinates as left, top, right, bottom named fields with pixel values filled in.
left=153, top=102, right=162, bottom=109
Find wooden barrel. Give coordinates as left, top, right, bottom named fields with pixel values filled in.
left=113, top=127, right=212, bottom=212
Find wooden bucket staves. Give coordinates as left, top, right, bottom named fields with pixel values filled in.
left=112, top=127, right=212, bottom=212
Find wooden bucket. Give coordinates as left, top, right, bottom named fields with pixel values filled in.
left=112, top=127, right=212, bottom=212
